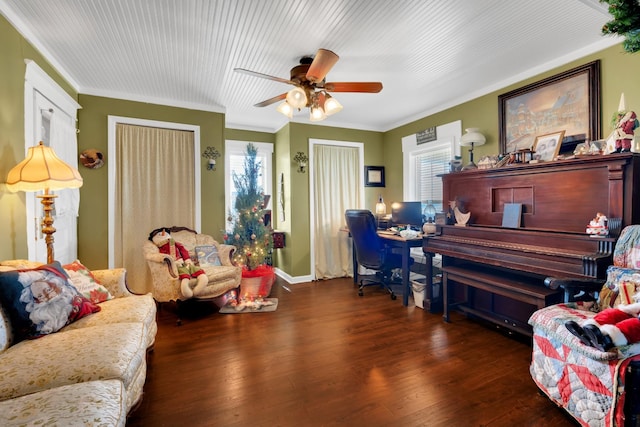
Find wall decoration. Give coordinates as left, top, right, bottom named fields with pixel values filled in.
left=278, top=173, right=285, bottom=221
left=79, top=149, right=104, bottom=169
left=416, top=127, right=437, bottom=144
left=532, top=130, right=565, bottom=162
left=498, top=61, right=600, bottom=155
left=364, top=166, right=385, bottom=187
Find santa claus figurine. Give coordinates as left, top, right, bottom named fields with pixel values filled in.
left=614, top=110, right=639, bottom=153
left=566, top=302, right=640, bottom=352
left=149, top=228, right=208, bottom=299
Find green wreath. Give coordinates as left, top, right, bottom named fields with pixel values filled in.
left=600, top=0, right=640, bottom=53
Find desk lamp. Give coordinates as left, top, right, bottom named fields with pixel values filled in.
left=6, top=142, right=83, bottom=263
left=375, top=195, right=387, bottom=228
left=460, top=128, right=486, bottom=171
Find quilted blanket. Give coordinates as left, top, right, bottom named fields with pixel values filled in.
left=529, top=303, right=640, bottom=426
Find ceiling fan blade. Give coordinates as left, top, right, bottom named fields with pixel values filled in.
left=306, top=49, right=339, bottom=84
left=234, top=68, right=295, bottom=86
left=254, top=93, right=287, bottom=107
left=324, top=82, right=383, bottom=93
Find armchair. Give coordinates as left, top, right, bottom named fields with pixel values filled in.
left=528, top=225, right=640, bottom=426
left=143, top=226, right=241, bottom=307
left=345, top=209, right=412, bottom=300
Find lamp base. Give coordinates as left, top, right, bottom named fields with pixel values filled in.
left=462, top=162, right=478, bottom=171
left=37, top=190, right=57, bottom=264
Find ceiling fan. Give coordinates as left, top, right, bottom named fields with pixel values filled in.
left=234, top=48, right=383, bottom=121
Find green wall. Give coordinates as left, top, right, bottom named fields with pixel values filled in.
left=0, top=14, right=77, bottom=262
left=77, top=95, right=227, bottom=269
left=382, top=44, right=640, bottom=200
left=2, top=9, right=639, bottom=280
left=274, top=123, right=384, bottom=278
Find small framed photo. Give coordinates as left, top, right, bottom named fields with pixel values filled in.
left=532, top=130, right=565, bottom=162
left=365, top=166, right=385, bottom=187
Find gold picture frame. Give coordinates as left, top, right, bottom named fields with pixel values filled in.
left=532, top=130, right=565, bottom=162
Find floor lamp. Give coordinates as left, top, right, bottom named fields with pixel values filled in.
left=6, top=141, right=83, bottom=264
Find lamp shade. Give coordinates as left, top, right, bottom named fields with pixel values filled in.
left=6, top=141, right=83, bottom=192
left=286, top=87, right=307, bottom=109
left=460, top=128, right=486, bottom=147
left=323, top=94, right=343, bottom=116
left=375, top=195, right=387, bottom=215
left=276, top=101, right=294, bottom=118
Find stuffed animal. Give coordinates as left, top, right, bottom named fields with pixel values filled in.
left=149, top=228, right=208, bottom=299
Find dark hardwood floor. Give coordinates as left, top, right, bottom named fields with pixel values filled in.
left=127, top=277, right=575, bottom=427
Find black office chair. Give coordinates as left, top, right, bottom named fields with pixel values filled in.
left=345, top=209, right=412, bottom=300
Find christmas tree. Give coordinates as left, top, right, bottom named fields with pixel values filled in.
left=601, top=0, right=640, bottom=53
left=224, top=143, right=273, bottom=270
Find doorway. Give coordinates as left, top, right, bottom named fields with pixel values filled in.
left=24, top=60, right=81, bottom=264
left=309, top=139, right=364, bottom=280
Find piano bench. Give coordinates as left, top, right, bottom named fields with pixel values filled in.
left=442, top=264, right=564, bottom=336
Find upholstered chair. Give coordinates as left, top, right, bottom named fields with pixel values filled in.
left=528, top=225, right=640, bottom=426
left=143, top=226, right=242, bottom=310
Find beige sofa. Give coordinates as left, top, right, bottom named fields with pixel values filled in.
left=0, top=260, right=157, bottom=426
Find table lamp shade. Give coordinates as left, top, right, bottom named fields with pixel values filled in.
left=460, top=128, right=486, bottom=147
left=6, top=142, right=83, bottom=192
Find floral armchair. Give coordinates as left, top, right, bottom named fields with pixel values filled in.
left=528, top=225, right=640, bottom=426
left=143, top=226, right=241, bottom=305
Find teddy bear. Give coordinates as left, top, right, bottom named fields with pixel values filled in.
left=149, top=228, right=208, bottom=299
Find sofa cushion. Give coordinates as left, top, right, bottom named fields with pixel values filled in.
left=63, top=259, right=114, bottom=303
left=0, top=303, right=12, bottom=353
left=195, top=245, right=222, bottom=266
left=0, top=261, right=100, bottom=340
left=0, top=379, right=127, bottom=427
left=61, top=293, right=157, bottom=348
left=0, top=322, right=146, bottom=404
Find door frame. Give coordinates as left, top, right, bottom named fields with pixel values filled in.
left=106, top=116, right=201, bottom=268
left=24, top=60, right=81, bottom=262
left=308, top=138, right=364, bottom=280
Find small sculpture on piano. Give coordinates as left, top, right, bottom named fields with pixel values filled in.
left=449, top=200, right=471, bottom=227
left=586, top=212, right=609, bottom=237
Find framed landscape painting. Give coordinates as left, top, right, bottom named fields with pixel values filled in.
left=498, top=61, right=600, bottom=155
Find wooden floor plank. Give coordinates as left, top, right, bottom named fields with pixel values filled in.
left=127, top=277, right=575, bottom=426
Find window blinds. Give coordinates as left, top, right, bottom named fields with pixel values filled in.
left=413, top=141, right=451, bottom=212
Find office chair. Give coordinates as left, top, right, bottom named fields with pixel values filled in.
left=345, top=209, right=412, bottom=300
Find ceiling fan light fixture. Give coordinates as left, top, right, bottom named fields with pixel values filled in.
left=323, top=93, right=343, bottom=116
left=276, top=101, right=293, bottom=118
left=309, top=105, right=326, bottom=122
left=286, top=87, right=307, bottom=109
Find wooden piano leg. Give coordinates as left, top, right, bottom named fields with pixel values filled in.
left=443, top=271, right=450, bottom=323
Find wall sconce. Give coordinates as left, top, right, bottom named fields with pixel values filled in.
left=293, top=151, right=308, bottom=173
left=202, top=146, right=220, bottom=171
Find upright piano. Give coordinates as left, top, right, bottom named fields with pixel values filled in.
left=423, top=153, right=640, bottom=335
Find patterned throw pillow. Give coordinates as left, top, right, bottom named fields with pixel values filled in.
left=0, top=261, right=100, bottom=341
left=195, top=245, right=222, bottom=267
left=63, top=260, right=114, bottom=303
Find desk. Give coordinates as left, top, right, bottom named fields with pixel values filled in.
left=350, top=230, right=422, bottom=306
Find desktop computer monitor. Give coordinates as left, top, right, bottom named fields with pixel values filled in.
left=391, top=201, right=423, bottom=229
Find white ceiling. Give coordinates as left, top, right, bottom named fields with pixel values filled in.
left=0, top=0, right=621, bottom=133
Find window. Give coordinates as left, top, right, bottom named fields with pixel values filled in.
left=225, top=140, right=273, bottom=230
left=402, top=121, right=461, bottom=213
left=411, top=140, right=452, bottom=213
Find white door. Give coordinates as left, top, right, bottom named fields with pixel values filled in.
left=24, top=62, right=80, bottom=264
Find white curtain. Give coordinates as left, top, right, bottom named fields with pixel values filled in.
left=313, top=144, right=360, bottom=279
left=49, top=111, right=80, bottom=264
left=114, top=124, right=195, bottom=294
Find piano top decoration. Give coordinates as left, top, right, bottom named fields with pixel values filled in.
left=449, top=200, right=471, bottom=227
left=587, top=212, right=609, bottom=237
